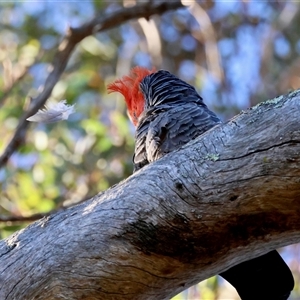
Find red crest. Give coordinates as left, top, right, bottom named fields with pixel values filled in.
left=108, top=66, right=154, bottom=126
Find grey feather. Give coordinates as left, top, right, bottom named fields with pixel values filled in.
left=27, top=100, right=75, bottom=123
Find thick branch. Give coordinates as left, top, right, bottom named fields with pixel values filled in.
left=0, top=1, right=184, bottom=168
left=0, top=91, right=300, bottom=299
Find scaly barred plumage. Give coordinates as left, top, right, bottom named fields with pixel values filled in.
left=135, top=70, right=221, bottom=171
left=110, top=69, right=221, bottom=172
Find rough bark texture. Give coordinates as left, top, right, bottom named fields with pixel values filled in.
left=1, top=90, right=300, bottom=299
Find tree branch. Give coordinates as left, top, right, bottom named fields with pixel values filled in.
left=0, top=197, right=88, bottom=223
left=0, top=1, right=184, bottom=168
left=0, top=91, right=300, bottom=299
left=0, top=64, right=30, bottom=109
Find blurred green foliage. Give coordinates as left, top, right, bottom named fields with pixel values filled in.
left=0, top=1, right=299, bottom=299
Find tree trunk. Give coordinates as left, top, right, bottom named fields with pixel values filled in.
left=1, top=91, right=300, bottom=299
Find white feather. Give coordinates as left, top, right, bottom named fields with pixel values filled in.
left=27, top=100, right=75, bottom=123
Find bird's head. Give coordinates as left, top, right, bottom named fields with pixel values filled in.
left=107, top=66, right=155, bottom=126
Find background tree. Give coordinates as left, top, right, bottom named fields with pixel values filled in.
left=0, top=1, right=299, bottom=299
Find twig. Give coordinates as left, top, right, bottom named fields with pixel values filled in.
left=0, top=194, right=92, bottom=223
left=0, top=211, right=58, bottom=223
left=0, top=1, right=184, bottom=169
left=0, top=67, right=28, bottom=109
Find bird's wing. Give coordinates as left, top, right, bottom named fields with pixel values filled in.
left=145, top=103, right=221, bottom=163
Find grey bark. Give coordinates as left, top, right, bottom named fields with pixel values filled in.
left=1, top=90, right=300, bottom=299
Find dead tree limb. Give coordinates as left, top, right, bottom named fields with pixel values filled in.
left=0, top=91, right=300, bottom=299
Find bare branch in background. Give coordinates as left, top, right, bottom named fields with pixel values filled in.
left=0, top=64, right=29, bottom=109
left=259, top=2, right=299, bottom=99
left=138, top=18, right=162, bottom=67
left=0, top=194, right=91, bottom=223
left=0, top=0, right=184, bottom=169
left=188, top=2, right=224, bottom=83
left=0, top=48, right=44, bottom=109
left=0, top=211, right=57, bottom=223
